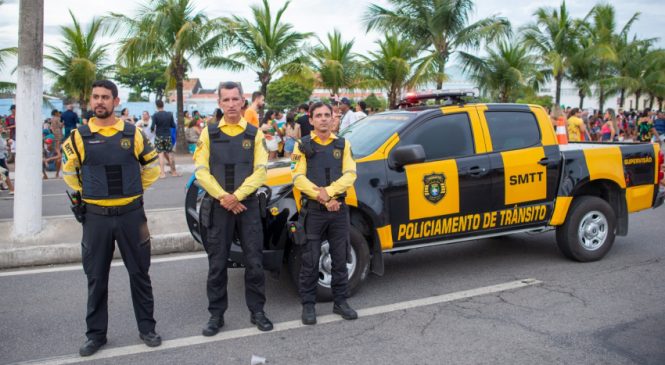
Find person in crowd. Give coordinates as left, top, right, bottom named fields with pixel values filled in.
left=42, top=136, right=61, bottom=179
left=120, top=108, right=135, bottom=124
left=636, top=110, right=660, bottom=142
left=567, top=108, right=590, bottom=142
left=355, top=100, right=368, bottom=120
left=244, top=91, right=264, bottom=128
left=283, top=111, right=301, bottom=158
left=61, top=104, right=79, bottom=139
left=5, top=105, right=16, bottom=141
left=185, top=112, right=202, bottom=154
left=600, top=108, right=617, bottom=142
left=50, top=109, right=64, bottom=143
left=151, top=100, right=180, bottom=178
left=136, top=111, right=155, bottom=145
left=296, top=103, right=313, bottom=136
left=214, top=108, right=224, bottom=123
left=260, top=110, right=282, bottom=160
left=338, top=97, right=357, bottom=131
left=653, top=111, right=665, bottom=143
left=193, top=81, right=273, bottom=335
left=0, top=128, right=14, bottom=194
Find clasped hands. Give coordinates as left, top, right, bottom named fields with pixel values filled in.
left=218, top=194, right=247, bottom=214
left=315, top=187, right=341, bottom=212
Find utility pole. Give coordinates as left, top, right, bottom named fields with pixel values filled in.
left=13, top=0, right=44, bottom=238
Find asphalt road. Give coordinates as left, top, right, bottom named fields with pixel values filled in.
left=1, top=205, right=664, bottom=364
left=0, top=170, right=194, bottom=220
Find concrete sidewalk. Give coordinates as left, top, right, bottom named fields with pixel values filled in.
left=0, top=207, right=203, bottom=270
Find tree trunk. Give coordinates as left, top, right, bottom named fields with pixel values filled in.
left=555, top=73, right=563, bottom=107
left=648, top=94, right=655, bottom=109
left=598, top=84, right=605, bottom=114
left=175, top=61, right=187, bottom=154
left=619, top=88, right=626, bottom=109
left=436, top=60, right=445, bottom=90
left=388, top=88, right=397, bottom=109
left=578, top=89, right=585, bottom=109
left=635, top=90, right=641, bottom=111
left=259, top=71, right=271, bottom=98
left=14, top=0, right=44, bottom=237
left=658, top=97, right=663, bottom=112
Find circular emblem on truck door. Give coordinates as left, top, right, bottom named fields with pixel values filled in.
left=423, top=173, right=446, bottom=203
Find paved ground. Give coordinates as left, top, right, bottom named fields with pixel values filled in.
left=1, top=207, right=664, bottom=365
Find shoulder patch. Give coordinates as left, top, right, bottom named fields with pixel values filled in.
left=291, top=153, right=301, bottom=161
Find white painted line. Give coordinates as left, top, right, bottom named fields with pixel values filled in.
left=42, top=193, right=67, bottom=198
left=9, top=278, right=541, bottom=365
left=0, top=253, right=207, bottom=278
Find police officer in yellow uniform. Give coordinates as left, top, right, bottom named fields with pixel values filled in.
left=61, top=80, right=162, bottom=356
left=193, top=81, right=273, bottom=334
left=291, top=102, right=358, bottom=325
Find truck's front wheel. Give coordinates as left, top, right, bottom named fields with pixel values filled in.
left=288, top=226, right=370, bottom=302
left=556, top=196, right=616, bottom=262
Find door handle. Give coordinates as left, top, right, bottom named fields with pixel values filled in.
left=538, top=158, right=551, bottom=166
left=467, top=166, right=487, bottom=176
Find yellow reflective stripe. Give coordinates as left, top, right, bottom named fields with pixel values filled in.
left=376, top=225, right=393, bottom=250
left=62, top=170, right=79, bottom=176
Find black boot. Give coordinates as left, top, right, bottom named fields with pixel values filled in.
left=333, top=301, right=358, bottom=320
left=302, top=303, right=317, bottom=325
left=202, top=316, right=224, bottom=337
left=139, top=331, right=162, bottom=347
left=79, top=338, right=107, bottom=357
left=250, top=311, right=274, bottom=332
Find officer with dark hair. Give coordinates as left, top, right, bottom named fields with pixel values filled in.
left=61, top=80, right=162, bottom=357
left=290, top=101, right=358, bottom=325
left=193, top=81, right=273, bottom=334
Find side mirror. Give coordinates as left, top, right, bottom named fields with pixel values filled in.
left=391, top=144, right=426, bottom=169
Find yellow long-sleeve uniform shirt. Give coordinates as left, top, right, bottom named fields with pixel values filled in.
left=61, top=118, right=160, bottom=206
left=291, top=132, right=357, bottom=200
left=193, top=117, right=268, bottom=200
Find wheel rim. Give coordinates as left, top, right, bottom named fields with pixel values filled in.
left=577, top=210, right=608, bottom=251
left=318, top=241, right=357, bottom=288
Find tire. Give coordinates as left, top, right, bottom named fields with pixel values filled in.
left=288, top=226, right=370, bottom=302
left=555, top=196, right=616, bottom=262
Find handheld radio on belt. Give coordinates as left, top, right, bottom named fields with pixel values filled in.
left=67, top=190, right=86, bottom=223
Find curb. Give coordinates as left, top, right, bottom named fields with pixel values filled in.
left=0, top=232, right=203, bottom=270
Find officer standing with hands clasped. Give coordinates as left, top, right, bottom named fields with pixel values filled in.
left=193, top=81, right=273, bottom=334
left=291, top=101, right=358, bottom=325
left=61, top=80, right=162, bottom=357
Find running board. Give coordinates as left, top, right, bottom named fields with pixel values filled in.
left=383, top=226, right=551, bottom=253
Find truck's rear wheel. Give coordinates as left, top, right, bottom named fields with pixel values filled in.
left=288, top=226, right=370, bottom=302
left=555, top=196, right=616, bottom=262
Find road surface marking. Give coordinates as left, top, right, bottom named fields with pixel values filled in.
left=10, top=278, right=541, bottom=365
left=0, top=252, right=207, bottom=277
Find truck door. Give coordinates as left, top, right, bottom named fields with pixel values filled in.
left=482, top=108, right=562, bottom=231
left=385, top=109, right=492, bottom=249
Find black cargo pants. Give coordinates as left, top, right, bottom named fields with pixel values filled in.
left=81, top=204, right=155, bottom=341
left=204, top=197, right=265, bottom=316
left=299, top=202, right=350, bottom=305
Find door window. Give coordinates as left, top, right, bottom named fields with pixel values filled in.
left=401, top=113, right=475, bottom=161
left=485, top=111, right=540, bottom=152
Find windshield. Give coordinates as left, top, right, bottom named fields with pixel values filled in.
left=339, top=114, right=412, bottom=158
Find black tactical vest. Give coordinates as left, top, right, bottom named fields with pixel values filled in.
left=78, top=123, right=143, bottom=200
left=299, top=135, right=346, bottom=198
left=208, top=122, right=257, bottom=193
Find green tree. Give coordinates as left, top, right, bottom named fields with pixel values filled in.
left=45, top=10, right=112, bottom=113
left=115, top=60, right=168, bottom=102
left=364, top=93, right=387, bottom=112
left=522, top=1, right=579, bottom=107
left=311, top=30, right=357, bottom=95
left=0, top=46, right=17, bottom=93
left=266, top=78, right=313, bottom=111
left=567, top=28, right=595, bottom=109
left=364, top=0, right=510, bottom=89
left=459, top=35, right=545, bottom=103
left=220, top=0, right=312, bottom=97
left=359, top=34, right=423, bottom=108
left=109, top=0, right=231, bottom=153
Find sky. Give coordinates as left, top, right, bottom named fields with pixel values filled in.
left=0, top=0, right=664, bottom=100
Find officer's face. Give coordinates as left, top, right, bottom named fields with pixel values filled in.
left=311, top=105, right=333, bottom=133
left=90, top=87, right=119, bottom=119
left=219, top=88, right=244, bottom=122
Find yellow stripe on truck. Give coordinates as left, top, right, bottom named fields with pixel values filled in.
left=584, top=147, right=626, bottom=188
left=626, top=185, right=654, bottom=212
left=501, top=147, right=547, bottom=205
left=549, top=196, right=572, bottom=225
left=376, top=225, right=393, bottom=250
left=405, top=159, right=460, bottom=220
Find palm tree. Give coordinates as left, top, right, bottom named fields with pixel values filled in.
left=359, top=34, right=423, bottom=108
left=522, top=1, right=579, bottom=107
left=45, top=10, right=112, bottom=113
left=364, top=0, right=510, bottom=90
left=109, top=0, right=231, bottom=153
left=0, top=46, right=17, bottom=93
left=311, top=30, right=357, bottom=96
left=567, top=26, right=595, bottom=109
left=644, top=51, right=665, bottom=109
left=459, top=35, right=544, bottom=103
left=220, top=0, right=312, bottom=97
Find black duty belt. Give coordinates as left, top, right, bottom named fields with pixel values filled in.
left=304, top=199, right=344, bottom=211
left=86, top=198, right=143, bottom=216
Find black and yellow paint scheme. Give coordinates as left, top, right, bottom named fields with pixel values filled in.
left=186, top=101, right=664, bottom=279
